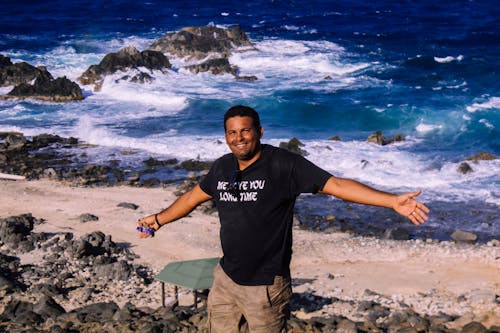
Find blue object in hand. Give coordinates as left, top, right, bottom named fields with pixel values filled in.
left=137, top=225, right=155, bottom=237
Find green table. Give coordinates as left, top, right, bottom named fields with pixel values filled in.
left=155, top=257, right=220, bottom=308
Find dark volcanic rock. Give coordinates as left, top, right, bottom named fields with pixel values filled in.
left=465, top=152, right=496, bottom=162
left=79, top=213, right=99, bottom=223
left=0, top=253, right=24, bottom=292
left=279, top=137, right=308, bottom=156
left=78, top=46, right=171, bottom=90
left=117, top=202, right=139, bottom=210
left=0, top=213, right=37, bottom=251
left=450, top=229, right=478, bottom=244
left=0, top=133, right=120, bottom=184
left=7, top=69, right=83, bottom=102
left=367, top=130, right=405, bottom=145
left=0, top=54, right=47, bottom=87
left=59, top=302, right=120, bottom=323
left=149, top=25, right=253, bottom=59
left=94, top=260, right=134, bottom=281
left=461, top=321, right=488, bottom=333
left=3, top=132, right=26, bottom=150
left=33, top=295, right=66, bottom=319
left=0, top=299, right=43, bottom=325
left=458, top=162, right=474, bottom=174
left=184, top=57, right=238, bottom=76
left=178, top=159, right=212, bottom=171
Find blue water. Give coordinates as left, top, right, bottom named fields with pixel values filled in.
left=1, top=0, right=498, bottom=241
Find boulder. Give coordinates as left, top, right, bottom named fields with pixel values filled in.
left=7, top=71, right=83, bottom=102
left=31, top=133, right=78, bottom=149
left=142, top=157, right=178, bottom=167
left=461, top=321, right=488, bottom=333
left=117, top=202, right=139, bottom=210
left=59, top=302, right=120, bottom=323
left=94, top=260, right=133, bottom=281
left=79, top=213, right=99, bottom=223
left=451, top=230, right=478, bottom=244
left=178, top=159, right=212, bottom=171
left=236, top=74, right=258, bottom=81
left=33, top=295, right=66, bottom=319
left=184, top=57, right=237, bottom=76
left=78, top=46, right=171, bottom=90
left=0, top=274, right=16, bottom=293
left=3, top=133, right=27, bottom=150
left=0, top=299, right=43, bottom=325
left=0, top=253, right=24, bottom=292
left=367, top=131, right=405, bottom=145
left=279, top=137, right=308, bottom=156
left=0, top=54, right=46, bottom=87
left=0, top=213, right=36, bottom=251
left=81, top=231, right=106, bottom=248
left=149, top=25, right=253, bottom=59
left=457, top=162, right=473, bottom=174
left=465, top=152, right=496, bottom=162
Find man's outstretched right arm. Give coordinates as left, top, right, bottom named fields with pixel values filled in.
left=137, top=184, right=212, bottom=238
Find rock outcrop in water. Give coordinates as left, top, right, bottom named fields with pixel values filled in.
left=367, top=130, right=404, bottom=145
left=0, top=55, right=83, bottom=102
left=78, top=46, right=172, bottom=91
left=78, top=25, right=258, bottom=87
left=149, top=25, right=254, bottom=60
left=0, top=55, right=46, bottom=87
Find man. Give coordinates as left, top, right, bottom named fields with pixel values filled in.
left=138, top=105, right=429, bottom=333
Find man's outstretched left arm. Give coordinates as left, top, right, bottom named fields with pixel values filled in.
left=320, top=176, right=429, bottom=225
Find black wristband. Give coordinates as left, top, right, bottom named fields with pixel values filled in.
left=154, top=214, right=161, bottom=229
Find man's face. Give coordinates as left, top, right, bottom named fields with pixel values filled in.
left=225, top=116, right=263, bottom=161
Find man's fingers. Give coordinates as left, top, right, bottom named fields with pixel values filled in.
left=408, top=206, right=428, bottom=225
left=417, top=202, right=430, bottom=213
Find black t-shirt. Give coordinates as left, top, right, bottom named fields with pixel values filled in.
left=199, top=144, right=332, bottom=285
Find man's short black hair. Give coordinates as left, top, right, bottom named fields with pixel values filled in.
left=224, top=105, right=261, bottom=131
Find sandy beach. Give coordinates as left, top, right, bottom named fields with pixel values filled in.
left=0, top=178, right=498, bottom=329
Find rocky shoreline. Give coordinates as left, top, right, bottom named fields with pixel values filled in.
left=1, top=214, right=498, bottom=333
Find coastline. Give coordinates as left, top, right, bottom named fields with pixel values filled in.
left=1, top=178, right=498, bottom=329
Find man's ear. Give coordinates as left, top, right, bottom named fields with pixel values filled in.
left=259, top=126, right=264, bottom=139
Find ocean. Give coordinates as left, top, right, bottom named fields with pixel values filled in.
left=0, top=0, right=498, bottom=241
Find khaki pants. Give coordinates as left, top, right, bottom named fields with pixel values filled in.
left=208, top=264, right=292, bottom=333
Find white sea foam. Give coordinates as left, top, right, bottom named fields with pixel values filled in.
left=96, top=75, right=187, bottom=111
left=415, top=123, right=443, bottom=133
left=434, top=55, right=464, bottom=63
left=0, top=86, right=13, bottom=95
left=106, top=36, right=155, bottom=53
left=479, top=119, right=494, bottom=129
left=38, top=46, right=105, bottom=80
left=466, top=96, right=500, bottom=113
left=285, top=139, right=500, bottom=205
left=229, top=39, right=371, bottom=92
left=72, top=116, right=229, bottom=161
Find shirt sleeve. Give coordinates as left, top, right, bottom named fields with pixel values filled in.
left=291, top=154, right=332, bottom=194
left=199, top=163, right=216, bottom=197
